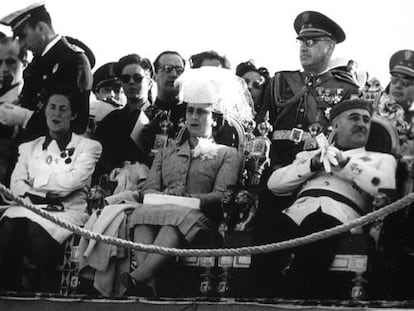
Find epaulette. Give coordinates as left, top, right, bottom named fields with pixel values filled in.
left=67, top=42, right=84, bottom=53
left=330, top=69, right=359, bottom=88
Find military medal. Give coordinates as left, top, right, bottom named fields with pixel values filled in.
left=60, top=147, right=75, bottom=164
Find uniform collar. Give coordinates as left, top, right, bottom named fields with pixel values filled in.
left=41, top=34, right=62, bottom=57
left=342, top=146, right=366, bottom=156
left=43, top=131, right=73, bottom=151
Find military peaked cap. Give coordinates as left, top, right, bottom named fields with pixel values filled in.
left=294, top=11, right=345, bottom=43
left=0, top=2, right=47, bottom=35
left=93, top=62, right=121, bottom=92
left=389, top=49, right=414, bottom=78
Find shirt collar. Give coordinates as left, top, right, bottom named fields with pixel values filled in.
left=43, top=131, right=73, bottom=151
left=41, top=34, right=62, bottom=57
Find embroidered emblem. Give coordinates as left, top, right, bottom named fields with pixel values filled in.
left=303, top=12, right=310, bottom=22
left=405, top=50, right=412, bottom=60
left=350, top=163, right=363, bottom=175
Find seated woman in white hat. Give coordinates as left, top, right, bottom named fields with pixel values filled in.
left=121, top=67, right=253, bottom=296
left=81, top=67, right=252, bottom=297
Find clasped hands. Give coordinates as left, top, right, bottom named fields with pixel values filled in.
left=310, top=134, right=349, bottom=173
left=163, top=185, right=190, bottom=197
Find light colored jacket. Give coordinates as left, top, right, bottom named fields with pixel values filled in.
left=2, top=133, right=102, bottom=242
left=267, top=147, right=397, bottom=225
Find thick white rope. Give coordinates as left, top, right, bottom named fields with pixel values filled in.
left=1, top=183, right=413, bottom=257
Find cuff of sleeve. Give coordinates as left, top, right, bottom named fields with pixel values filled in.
left=26, top=189, right=47, bottom=198
left=22, top=110, right=34, bottom=129
left=299, top=157, right=315, bottom=175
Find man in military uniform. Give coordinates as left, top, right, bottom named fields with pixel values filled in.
left=257, top=11, right=359, bottom=169
left=385, top=50, right=414, bottom=122
left=0, top=3, right=93, bottom=142
left=90, top=62, right=125, bottom=126
left=266, top=99, right=397, bottom=297
left=252, top=11, right=359, bottom=297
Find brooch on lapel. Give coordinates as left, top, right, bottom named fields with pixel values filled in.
left=193, top=138, right=218, bottom=161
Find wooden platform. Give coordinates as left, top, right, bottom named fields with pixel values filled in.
left=2, top=294, right=414, bottom=311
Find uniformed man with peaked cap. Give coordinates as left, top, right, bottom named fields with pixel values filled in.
left=375, top=49, right=414, bottom=132
left=387, top=49, right=414, bottom=112
left=252, top=10, right=360, bottom=297
left=89, top=62, right=125, bottom=124
left=0, top=2, right=93, bottom=142
left=257, top=11, right=359, bottom=168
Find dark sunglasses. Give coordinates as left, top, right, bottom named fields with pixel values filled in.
left=159, top=65, right=184, bottom=75
left=298, top=38, right=330, bottom=48
left=120, top=73, right=145, bottom=84
left=0, top=58, right=18, bottom=66
left=244, top=78, right=265, bottom=89
left=390, top=74, right=414, bottom=87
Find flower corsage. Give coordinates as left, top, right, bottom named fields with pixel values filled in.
left=193, top=137, right=218, bottom=161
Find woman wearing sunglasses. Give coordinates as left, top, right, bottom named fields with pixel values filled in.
left=0, top=85, right=102, bottom=292
left=236, top=60, right=269, bottom=115
left=94, top=54, right=154, bottom=176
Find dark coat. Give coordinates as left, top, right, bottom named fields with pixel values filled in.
left=19, top=37, right=92, bottom=142
left=94, top=105, right=150, bottom=176
left=257, top=70, right=359, bottom=167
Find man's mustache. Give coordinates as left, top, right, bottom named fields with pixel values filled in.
left=352, top=126, right=367, bottom=134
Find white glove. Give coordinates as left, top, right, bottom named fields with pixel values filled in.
left=0, top=103, right=34, bottom=127
left=316, top=133, right=342, bottom=173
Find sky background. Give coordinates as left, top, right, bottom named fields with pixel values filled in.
left=1, top=0, right=413, bottom=86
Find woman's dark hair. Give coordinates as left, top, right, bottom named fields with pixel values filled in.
left=46, top=85, right=79, bottom=115
left=114, top=54, right=154, bottom=78
left=236, top=60, right=270, bottom=82
left=235, top=60, right=270, bottom=113
left=236, top=60, right=257, bottom=77
left=189, top=50, right=231, bottom=69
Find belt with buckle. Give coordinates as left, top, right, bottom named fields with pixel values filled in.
left=272, top=128, right=312, bottom=144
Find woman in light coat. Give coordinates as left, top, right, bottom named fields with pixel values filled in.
left=0, top=85, right=102, bottom=292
